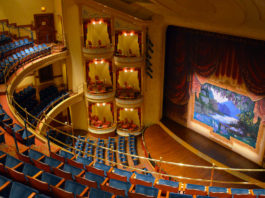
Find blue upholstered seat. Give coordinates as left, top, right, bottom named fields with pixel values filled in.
left=21, top=163, right=41, bottom=177
left=9, top=182, right=39, bottom=198
left=231, top=188, right=250, bottom=195
left=41, top=172, right=63, bottom=186
left=62, top=163, right=83, bottom=179
left=89, top=188, right=113, bottom=198
left=113, top=168, right=132, bottom=182
left=253, top=189, right=265, bottom=196
left=35, top=194, right=51, bottom=198
left=85, top=172, right=105, bottom=188
left=64, top=180, right=87, bottom=196
left=0, top=175, right=11, bottom=197
left=209, top=186, right=228, bottom=193
left=76, top=156, right=92, bottom=167
left=43, top=156, right=61, bottom=168
left=94, top=163, right=111, bottom=176
left=27, top=149, right=44, bottom=160
left=169, top=193, right=193, bottom=198
left=186, top=184, right=206, bottom=191
left=59, top=150, right=74, bottom=160
left=109, top=179, right=131, bottom=196
left=135, top=184, right=158, bottom=197
left=1, top=154, right=22, bottom=168
left=135, top=172, right=155, bottom=185
left=158, top=179, right=179, bottom=187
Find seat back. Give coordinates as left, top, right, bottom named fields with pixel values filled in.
left=9, top=182, right=38, bottom=198
left=75, top=175, right=98, bottom=189
left=51, top=185, right=75, bottom=198
left=7, top=168, right=27, bottom=183
left=33, top=159, right=51, bottom=173
left=28, top=177, right=49, bottom=194
left=53, top=167, right=73, bottom=180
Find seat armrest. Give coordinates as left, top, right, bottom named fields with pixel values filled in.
left=32, top=170, right=43, bottom=179
left=77, top=170, right=85, bottom=177
left=79, top=186, right=89, bottom=197
left=55, top=178, right=65, bottom=188
left=0, top=181, right=11, bottom=191
left=57, top=162, right=64, bottom=169
left=13, top=161, right=24, bottom=169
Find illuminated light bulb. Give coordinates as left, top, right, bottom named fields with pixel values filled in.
left=100, top=60, right=104, bottom=64
left=124, top=32, right=127, bottom=36
left=99, top=19, right=103, bottom=24
left=125, top=108, right=128, bottom=111
left=96, top=103, right=100, bottom=106
left=130, top=108, right=133, bottom=111
left=130, top=32, right=134, bottom=36
left=95, top=61, right=98, bottom=64
left=124, top=69, right=128, bottom=72
left=130, top=68, right=134, bottom=72
left=102, top=103, right=106, bottom=106
left=92, top=21, right=96, bottom=25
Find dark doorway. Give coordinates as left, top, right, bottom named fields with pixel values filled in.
left=34, top=13, right=55, bottom=43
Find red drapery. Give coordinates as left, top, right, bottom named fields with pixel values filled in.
left=164, top=26, right=265, bottom=121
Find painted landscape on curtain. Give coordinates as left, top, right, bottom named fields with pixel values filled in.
left=194, top=83, right=260, bottom=148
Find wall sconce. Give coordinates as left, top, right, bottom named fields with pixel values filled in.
left=41, top=6, right=46, bottom=12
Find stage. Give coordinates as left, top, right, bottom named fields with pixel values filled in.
left=143, top=119, right=265, bottom=188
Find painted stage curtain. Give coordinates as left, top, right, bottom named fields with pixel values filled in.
left=164, top=26, right=265, bottom=120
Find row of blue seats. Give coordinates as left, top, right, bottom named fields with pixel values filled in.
left=0, top=38, right=33, bottom=59
left=50, top=147, right=265, bottom=198
left=0, top=105, right=35, bottom=146
left=83, top=138, right=94, bottom=162
left=0, top=44, right=51, bottom=83
left=107, top=137, right=117, bottom=164
left=118, top=136, right=127, bottom=165
left=96, top=138, right=105, bottom=163
left=129, top=135, right=139, bottom=165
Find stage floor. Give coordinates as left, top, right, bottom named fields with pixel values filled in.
left=144, top=119, right=265, bottom=188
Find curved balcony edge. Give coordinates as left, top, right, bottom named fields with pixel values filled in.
left=116, top=127, right=143, bottom=136
left=86, top=91, right=115, bottom=102
left=88, top=124, right=117, bottom=135
left=115, top=96, right=143, bottom=107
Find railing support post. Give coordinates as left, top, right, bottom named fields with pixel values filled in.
left=210, top=163, right=215, bottom=186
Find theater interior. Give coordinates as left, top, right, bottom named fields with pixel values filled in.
left=0, top=0, right=264, bottom=197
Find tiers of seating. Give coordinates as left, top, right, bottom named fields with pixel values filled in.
left=0, top=105, right=35, bottom=146
left=1, top=146, right=265, bottom=198
left=0, top=41, right=51, bottom=83
left=14, top=85, right=68, bottom=126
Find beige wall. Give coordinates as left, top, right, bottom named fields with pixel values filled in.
left=0, top=0, right=54, bottom=25
left=143, top=15, right=166, bottom=126
left=70, top=100, right=88, bottom=130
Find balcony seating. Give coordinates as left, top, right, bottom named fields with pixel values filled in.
left=184, top=184, right=207, bottom=196
left=33, top=156, right=63, bottom=173
left=75, top=171, right=105, bottom=189
left=8, top=162, right=42, bottom=183
left=253, top=189, right=265, bottom=198
left=17, top=147, right=45, bottom=164
left=89, top=187, right=113, bottom=198
left=70, top=156, right=92, bottom=169
left=101, top=178, right=131, bottom=197
left=129, top=184, right=160, bottom=198
left=208, top=186, right=231, bottom=198
left=231, top=188, right=256, bottom=198
left=53, top=163, right=85, bottom=180
left=154, top=179, right=179, bottom=193
left=28, top=172, right=64, bottom=194
left=51, top=180, right=88, bottom=198
left=0, top=153, right=23, bottom=174
left=167, top=193, right=193, bottom=198
left=130, top=172, right=155, bottom=187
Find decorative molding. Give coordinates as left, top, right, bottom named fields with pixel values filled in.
left=114, top=56, right=144, bottom=64
left=115, top=96, right=143, bottom=107
left=88, top=124, right=117, bottom=134
left=86, top=91, right=115, bottom=102
left=117, top=127, right=142, bottom=136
